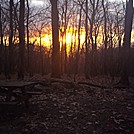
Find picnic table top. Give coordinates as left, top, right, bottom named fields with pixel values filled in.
left=0, top=81, right=38, bottom=88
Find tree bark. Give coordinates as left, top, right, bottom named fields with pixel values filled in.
left=102, top=0, right=108, bottom=50
left=18, top=0, right=25, bottom=80
left=76, top=5, right=82, bottom=75
left=26, top=0, right=30, bottom=76
left=85, top=0, right=89, bottom=79
left=102, top=0, right=108, bottom=75
left=9, top=0, right=14, bottom=76
left=50, top=0, right=61, bottom=78
left=119, top=0, right=133, bottom=85
left=0, top=4, right=3, bottom=74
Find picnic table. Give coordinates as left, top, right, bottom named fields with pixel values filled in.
left=0, top=81, right=42, bottom=107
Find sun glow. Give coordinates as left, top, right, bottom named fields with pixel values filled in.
left=30, top=27, right=86, bottom=53
left=59, top=27, right=86, bottom=53
left=5, top=26, right=134, bottom=52
left=23, top=24, right=134, bottom=53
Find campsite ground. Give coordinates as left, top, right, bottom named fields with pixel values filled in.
left=0, top=76, right=134, bottom=134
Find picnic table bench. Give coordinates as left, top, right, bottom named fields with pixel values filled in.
left=0, top=81, right=42, bottom=107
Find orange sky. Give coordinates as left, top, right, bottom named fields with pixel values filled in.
left=29, top=27, right=86, bottom=51
left=29, top=27, right=134, bottom=50
left=3, top=26, right=134, bottom=51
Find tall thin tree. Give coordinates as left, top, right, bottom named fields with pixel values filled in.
left=85, top=0, right=89, bottom=79
left=102, top=0, right=108, bottom=74
left=0, top=4, right=3, bottom=74
left=26, top=0, right=30, bottom=76
left=75, top=1, right=83, bottom=75
left=119, top=0, right=133, bottom=85
left=50, top=0, right=61, bottom=78
left=9, top=0, right=14, bottom=76
left=18, top=0, right=25, bottom=79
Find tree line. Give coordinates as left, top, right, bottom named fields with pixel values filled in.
left=0, top=0, right=133, bottom=85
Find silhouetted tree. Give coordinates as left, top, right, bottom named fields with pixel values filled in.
left=85, top=0, right=90, bottom=79
left=73, top=0, right=84, bottom=76
left=0, top=4, right=3, bottom=74
left=50, top=0, right=61, bottom=78
left=9, top=0, right=14, bottom=76
left=59, top=0, right=68, bottom=75
left=113, top=1, right=125, bottom=48
left=18, top=0, right=25, bottom=79
left=102, top=0, right=108, bottom=50
left=26, top=0, right=30, bottom=76
left=119, top=0, right=133, bottom=85
left=76, top=2, right=83, bottom=75
left=88, top=0, right=102, bottom=76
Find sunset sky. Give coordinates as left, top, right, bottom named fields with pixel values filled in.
left=31, top=0, right=126, bottom=6
left=29, top=0, right=133, bottom=49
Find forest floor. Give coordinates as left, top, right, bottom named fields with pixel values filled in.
left=0, top=76, right=134, bottom=134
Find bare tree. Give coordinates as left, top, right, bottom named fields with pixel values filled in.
left=26, top=0, right=30, bottom=76
left=73, top=0, right=84, bottom=76
left=119, top=0, right=133, bottom=85
left=59, top=0, right=75, bottom=75
left=0, top=4, right=3, bottom=74
left=113, top=1, right=125, bottom=48
left=18, top=0, right=25, bottom=79
left=88, top=0, right=103, bottom=76
left=85, top=0, right=89, bottom=79
left=102, top=0, right=108, bottom=50
left=32, top=22, right=46, bottom=75
left=50, top=0, right=61, bottom=78
left=8, top=0, right=14, bottom=76
left=26, top=3, right=50, bottom=76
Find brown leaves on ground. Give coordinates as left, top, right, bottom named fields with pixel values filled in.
left=0, top=77, right=134, bottom=134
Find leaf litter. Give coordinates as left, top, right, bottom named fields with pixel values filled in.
left=0, top=77, right=134, bottom=133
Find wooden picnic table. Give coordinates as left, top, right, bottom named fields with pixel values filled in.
left=0, top=81, right=42, bottom=107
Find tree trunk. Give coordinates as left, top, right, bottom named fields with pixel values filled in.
left=60, top=30, right=64, bottom=75
left=102, top=0, right=108, bottom=75
left=85, top=0, right=89, bottom=79
left=50, top=0, right=61, bottom=78
left=76, top=5, right=82, bottom=75
left=26, top=0, right=30, bottom=76
left=9, top=0, right=14, bottom=76
left=4, top=39, right=8, bottom=77
left=119, top=0, right=133, bottom=85
left=102, top=0, right=107, bottom=50
left=18, top=0, right=25, bottom=80
left=0, top=4, right=3, bottom=74
left=64, top=0, right=67, bottom=74
left=39, top=31, right=44, bottom=75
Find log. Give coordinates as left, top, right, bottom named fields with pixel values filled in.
left=78, top=81, right=107, bottom=89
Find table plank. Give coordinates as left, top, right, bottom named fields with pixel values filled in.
left=0, top=81, right=41, bottom=107
left=0, top=81, right=38, bottom=88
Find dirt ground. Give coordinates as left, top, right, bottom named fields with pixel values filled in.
left=0, top=77, right=134, bottom=134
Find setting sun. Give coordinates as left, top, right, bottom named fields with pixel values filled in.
left=29, top=27, right=86, bottom=53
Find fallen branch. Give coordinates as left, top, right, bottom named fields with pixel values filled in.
left=113, top=82, right=130, bottom=89
left=78, top=81, right=107, bottom=89
left=50, top=78, right=74, bottom=85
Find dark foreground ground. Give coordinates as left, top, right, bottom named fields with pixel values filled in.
left=0, top=77, right=134, bottom=134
